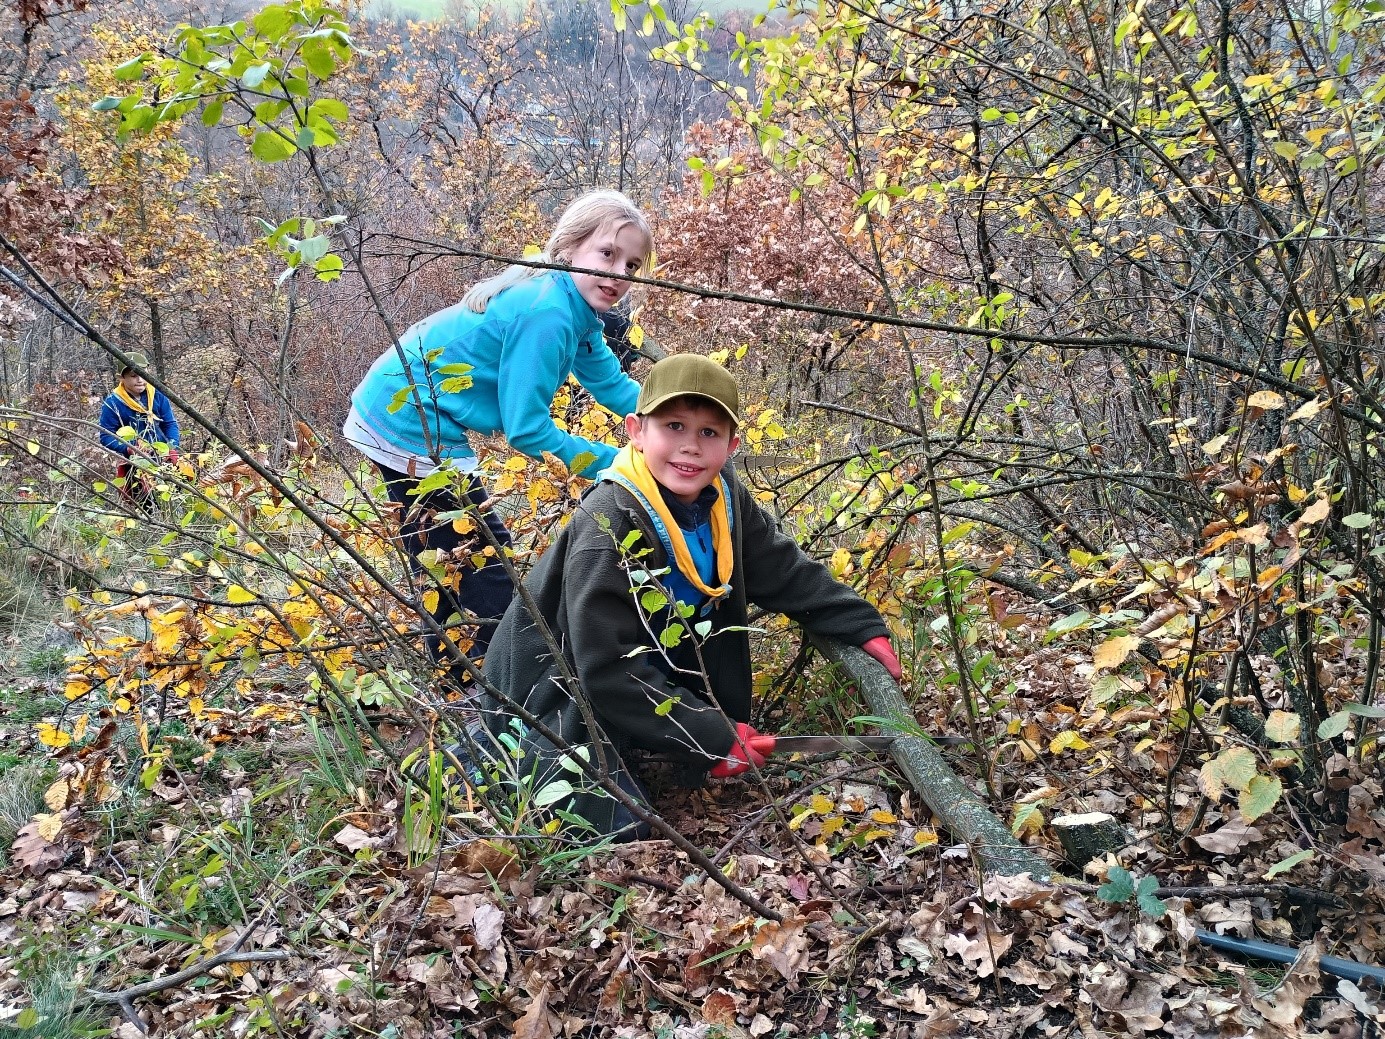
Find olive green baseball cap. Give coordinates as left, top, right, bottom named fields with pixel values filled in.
left=120, top=351, right=150, bottom=375
left=636, top=354, right=741, bottom=427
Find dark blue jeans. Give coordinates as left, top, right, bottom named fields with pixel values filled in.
left=376, top=463, right=515, bottom=684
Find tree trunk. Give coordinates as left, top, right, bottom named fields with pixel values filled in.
left=809, top=634, right=1050, bottom=879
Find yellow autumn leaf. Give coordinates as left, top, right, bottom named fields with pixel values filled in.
left=820, top=816, right=847, bottom=839
left=830, top=548, right=852, bottom=578
left=44, top=779, right=70, bottom=811
left=1288, top=398, right=1325, bottom=422
left=1298, top=496, right=1331, bottom=525
left=65, top=677, right=93, bottom=701
left=422, top=589, right=440, bottom=614
left=810, top=793, right=834, bottom=814
left=451, top=514, right=476, bottom=533
left=870, top=810, right=898, bottom=825
left=1264, top=710, right=1301, bottom=744
left=1092, top=634, right=1139, bottom=671
left=913, top=828, right=939, bottom=846
left=1049, top=730, right=1090, bottom=753
left=36, top=722, right=71, bottom=748
left=226, top=584, right=256, bottom=604
left=1200, top=433, right=1230, bottom=456
left=1247, top=390, right=1285, bottom=410
left=36, top=812, right=64, bottom=841
left=862, top=828, right=893, bottom=842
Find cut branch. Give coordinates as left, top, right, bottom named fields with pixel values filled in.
left=809, top=635, right=1050, bottom=879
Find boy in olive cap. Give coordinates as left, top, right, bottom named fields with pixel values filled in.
left=97, top=352, right=181, bottom=504
left=478, top=353, right=901, bottom=839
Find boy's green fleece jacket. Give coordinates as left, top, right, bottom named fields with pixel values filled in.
left=480, top=471, right=890, bottom=765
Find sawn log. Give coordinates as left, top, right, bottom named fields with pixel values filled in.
left=809, top=634, right=1050, bottom=879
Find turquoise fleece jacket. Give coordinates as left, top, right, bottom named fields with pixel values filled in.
left=351, top=271, right=639, bottom=476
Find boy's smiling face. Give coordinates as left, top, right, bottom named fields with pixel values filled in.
left=626, top=399, right=740, bottom=504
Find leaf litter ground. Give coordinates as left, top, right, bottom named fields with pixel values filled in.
left=2, top=638, right=1384, bottom=1037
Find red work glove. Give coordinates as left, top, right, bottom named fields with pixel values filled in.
left=167, top=448, right=180, bottom=465
left=709, top=722, right=770, bottom=778
left=862, top=636, right=902, bottom=681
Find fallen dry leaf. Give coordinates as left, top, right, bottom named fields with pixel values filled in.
left=1192, top=820, right=1264, bottom=855
left=333, top=823, right=383, bottom=852
left=512, top=983, right=557, bottom=1039
left=750, top=917, right=809, bottom=982
left=1248, top=939, right=1321, bottom=1028
left=13, top=815, right=66, bottom=876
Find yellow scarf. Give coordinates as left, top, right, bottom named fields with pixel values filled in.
left=606, top=443, right=734, bottom=602
left=113, top=383, right=156, bottom=415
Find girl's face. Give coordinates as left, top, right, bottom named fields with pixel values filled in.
left=564, top=222, right=648, bottom=313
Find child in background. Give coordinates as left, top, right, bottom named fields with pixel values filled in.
left=480, top=354, right=903, bottom=839
left=344, top=190, right=651, bottom=678
left=98, top=351, right=181, bottom=506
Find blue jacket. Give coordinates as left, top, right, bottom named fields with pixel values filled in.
left=351, top=272, right=640, bottom=476
left=98, top=386, right=180, bottom=456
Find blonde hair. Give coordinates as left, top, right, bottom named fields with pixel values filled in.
left=461, top=189, right=654, bottom=313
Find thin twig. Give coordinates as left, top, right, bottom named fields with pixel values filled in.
left=83, top=951, right=292, bottom=1034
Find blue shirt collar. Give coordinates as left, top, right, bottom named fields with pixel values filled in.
left=657, top=482, right=719, bottom=531
left=553, top=270, right=603, bottom=336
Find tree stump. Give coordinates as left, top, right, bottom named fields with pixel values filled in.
left=1051, top=812, right=1128, bottom=867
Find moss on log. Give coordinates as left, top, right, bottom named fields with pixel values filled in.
left=809, top=634, right=1050, bottom=880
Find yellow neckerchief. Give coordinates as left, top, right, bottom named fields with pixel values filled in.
left=606, top=443, right=734, bottom=601
left=113, top=383, right=156, bottom=415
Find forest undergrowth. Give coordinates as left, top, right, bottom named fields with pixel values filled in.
left=0, top=432, right=1380, bottom=1039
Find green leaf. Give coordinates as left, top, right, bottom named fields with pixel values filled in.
left=1135, top=875, right=1167, bottom=918
left=1238, top=773, right=1282, bottom=822
left=92, top=96, right=124, bottom=112
left=533, top=779, right=575, bottom=807
left=1317, top=711, right=1351, bottom=740
left=254, top=98, right=288, bottom=124
left=694, top=620, right=712, bottom=637
left=252, top=5, right=297, bottom=39
left=659, top=623, right=685, bottom=649
left=297, top=234, right=330, bottom=263
left=1263, top=848, right=1314, bottom=879
left=640, top=590, right=669, bottom=613
left=981, top=106, right=1002, bottom=120
left=312, top=97, right=349, bottom=122
left=1096, top=865, right=1135, bottom=904
left=201, top=98, right=225, bottom=126
left=654, top=696, right=680, bottom=717
left=386, top=385, right=416, bottom=415
left=313, top=254, right=343, bottom=281
left=1046, top=610, right=1094, bottom=638
left=113, top=54, right=149, bottom=81
left=1342, top=512, right=1373, bottom=528
left=1114, top=11, right=1140, bottom=46
left=251, top=130, right=295, bottom=162
left=242, top=62, right=273, bottom=89
left=302, top=38, right=338, bottom=78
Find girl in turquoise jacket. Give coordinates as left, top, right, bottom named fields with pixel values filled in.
left=344, top=189, right=651, bottom=678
